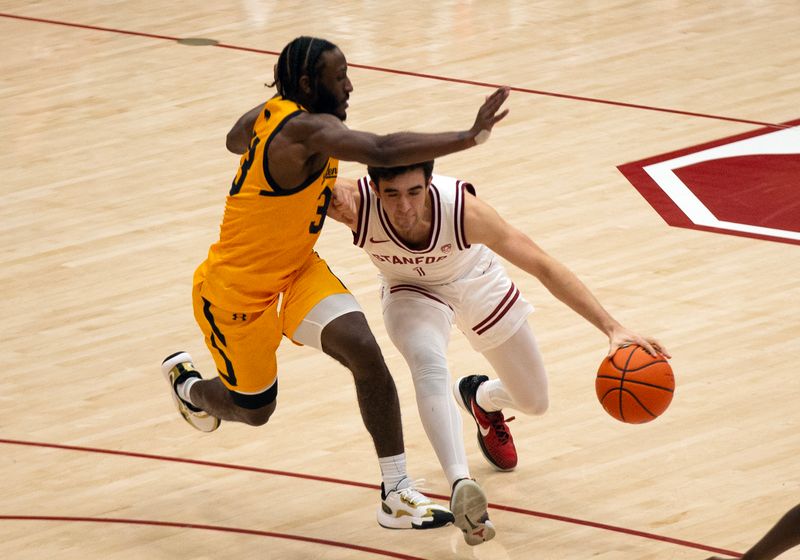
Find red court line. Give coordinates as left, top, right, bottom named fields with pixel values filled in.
left=0, top=11, right=785, bottom=130
left=489, top=503, right=740, bottom=557
left=342, top=63, right=786, bottom=130
left=0, top=515, right=426, bottom=560
left=0, top=437, right=377, bottom=491
left=0, top=438, right=741, bottom=557
left=0, top=11, right=180, bottom=41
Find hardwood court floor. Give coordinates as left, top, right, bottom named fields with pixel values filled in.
left=1, top=2, right=799, bottom=559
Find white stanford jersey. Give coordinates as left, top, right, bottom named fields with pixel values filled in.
left=353, top=174, right=489, bottom=284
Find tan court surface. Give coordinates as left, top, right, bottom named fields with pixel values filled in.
left=1, top=2, right=799, bottom=559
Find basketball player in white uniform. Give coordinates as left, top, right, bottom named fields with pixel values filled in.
left=327, top=161, right=669, bottom=546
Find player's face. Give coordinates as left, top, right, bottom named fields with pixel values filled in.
left=374, top=170, right=431, bottom=235
left=314, top=48, right=352, bottom=120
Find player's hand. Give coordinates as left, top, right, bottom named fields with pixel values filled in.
left=470, top=86, right=510, bottom=145
left=607, top=326, right=670, bottom=359
left=329, top=181, right=357, bottom=226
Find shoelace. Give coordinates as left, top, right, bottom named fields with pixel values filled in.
left=487, top=412, right=515, bottom=444
left=393, top=478, right=431, bottom=505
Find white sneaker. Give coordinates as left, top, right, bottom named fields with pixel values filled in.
left=161, top=351, right=220, bottom=433
left=377, top=478, right=454, bottom=530
left=451, top=478, right=495, bottom=545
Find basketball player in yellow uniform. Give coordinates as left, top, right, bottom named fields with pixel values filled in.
left=161, top=35, right=510, bottom=530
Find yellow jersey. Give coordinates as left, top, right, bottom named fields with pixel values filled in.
left=197, top=96, right=339, bottom=311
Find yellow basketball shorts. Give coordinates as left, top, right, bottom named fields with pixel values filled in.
left=192, top=252, right=350, bottom=406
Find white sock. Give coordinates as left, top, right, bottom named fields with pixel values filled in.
left=379, top=453, right=408, bottom=491
left=177, top=376, right=200, bottom=406
left=476, top=379, right=508, bottom=412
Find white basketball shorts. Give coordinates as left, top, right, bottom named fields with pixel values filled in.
left=380, top=252, right=533, bottom=352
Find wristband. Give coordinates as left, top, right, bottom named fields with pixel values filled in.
left=474, top=129, right=490, bottom=145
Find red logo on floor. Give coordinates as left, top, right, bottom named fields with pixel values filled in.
left=618, top=120, right=800, bottom=246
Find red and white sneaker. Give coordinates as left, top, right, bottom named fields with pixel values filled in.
left=453, top=375, right=517, bottom=471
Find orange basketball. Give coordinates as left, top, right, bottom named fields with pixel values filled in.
left=595, top=345, right=674, bottom=423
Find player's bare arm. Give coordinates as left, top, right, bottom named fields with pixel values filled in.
left=226, top=103, right=265, bottom=154
left=302, top=87, right=511, bottom=166
left=463, top=193, right=669, bottom=358
left=329, top=178, right=360, bottom=230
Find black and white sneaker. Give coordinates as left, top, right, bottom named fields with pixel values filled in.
left=161, top=351, right=220, bottom=433
left=377, top=477, right=454, bottom=530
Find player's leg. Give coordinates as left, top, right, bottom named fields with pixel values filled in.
left=479, top=321, right=549, bottom=415
left=181, top=370, right=277, bottom=426
left=286, top=284, right=403, bottom=460
left=383, top=294, right=495, bottom=544
left=162, top=354, right=276, bottom=427
left=160, top=273, right=282, bottom=430
left=284, top=255, right=453, bottom=530
left=452, top=321, right=548, bottom=471
left=382, top=296, right=468, bottom=486
left=318, top=310, right=404, bottom=456
left=452, top=260, right=537, bottom=471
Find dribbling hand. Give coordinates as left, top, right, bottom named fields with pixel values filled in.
left=607, top=325, right=671, bottom=359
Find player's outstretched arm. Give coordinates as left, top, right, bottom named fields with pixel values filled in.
left=225, top=103, right=265, bottom=154
left=706, top=504, right=800, bottom=560
left=301, top=87, right=511, bottom=166
left=463, top=193, right=669, bottom=358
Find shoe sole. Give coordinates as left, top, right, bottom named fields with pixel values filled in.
left=452, top=376, right=515, bottom=472
left=451, top=479, right=495, bottom=545
left=377, top=504, right=454, bottom=530
left=161, top=352, right=220, bottom=433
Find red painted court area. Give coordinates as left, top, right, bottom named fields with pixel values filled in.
left=619, top=120, right=800, bottom=246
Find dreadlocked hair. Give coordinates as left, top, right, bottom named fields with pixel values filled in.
left=268, top=36, right=338, bottom=101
